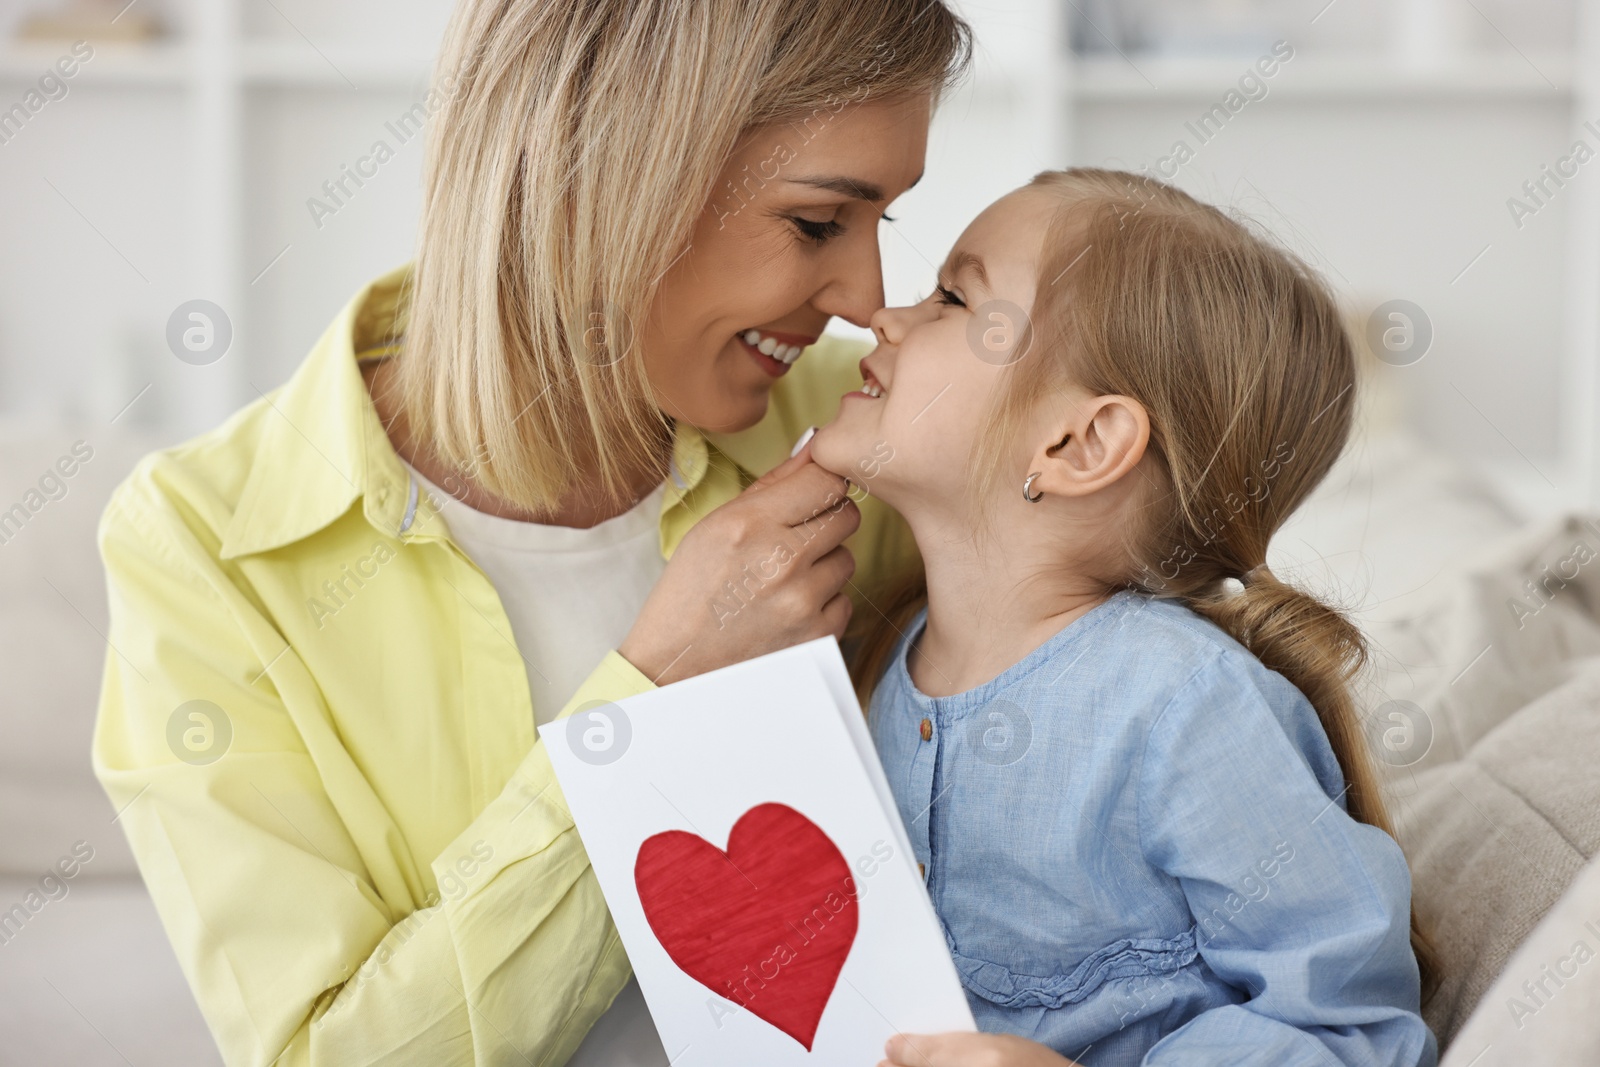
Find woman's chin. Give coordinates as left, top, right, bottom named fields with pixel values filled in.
left=669, top=393, right=772, bottom=437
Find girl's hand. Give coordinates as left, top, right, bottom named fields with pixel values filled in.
left=879, top=1032, right=1083, bottom=1067
left=618, top=441, right=859, bottom=685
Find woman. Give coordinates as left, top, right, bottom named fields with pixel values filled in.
left=91, top=2, right=970, bottom=1064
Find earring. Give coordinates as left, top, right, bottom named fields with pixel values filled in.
left=1023, top=472, right=1044, bottom=503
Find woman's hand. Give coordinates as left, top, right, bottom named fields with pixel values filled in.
left=618, top=442, right=860, bottom=685
left=879, top=1032, right=1083, bottom=1067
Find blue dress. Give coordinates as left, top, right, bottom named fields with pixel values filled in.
left=869, top=590, right=1438, bottom=1066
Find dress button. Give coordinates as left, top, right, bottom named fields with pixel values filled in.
left=919, top=718, right=932, bottom=742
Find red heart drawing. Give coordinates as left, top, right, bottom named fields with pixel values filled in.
left=634, top=802, right=858, bottom=1051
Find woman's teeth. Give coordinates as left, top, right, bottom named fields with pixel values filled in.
left=742, top=329, right=805, bottom=365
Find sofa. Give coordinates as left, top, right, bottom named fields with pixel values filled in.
left=1, top=364, right=1595, bottom=1063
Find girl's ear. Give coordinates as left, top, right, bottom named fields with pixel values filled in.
left=1027, top=393, right=1149, bottom=500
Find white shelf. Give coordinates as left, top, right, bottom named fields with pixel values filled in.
left=240, top=41, right=436, bottom=89
left=3, top=0, right=1592, bottom=478
left=1073, top=51, right=1574, bottom=102
left=0, top=40, right=438, bottom=90
left=0, top=41, right=189, bottom=87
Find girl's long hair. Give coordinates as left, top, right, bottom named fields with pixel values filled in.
left=851, top=167, right=1440, bottom=1005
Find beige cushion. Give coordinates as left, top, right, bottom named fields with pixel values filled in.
left=1358, top=513, right=1600, bottom=775
left=1369, top=507, right=1600, bottom=1052
left=1438, top=850, right=1600, bottom=1066
left=1395, top=664, right=1600, bottom=1046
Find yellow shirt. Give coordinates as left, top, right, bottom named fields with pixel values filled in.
left=91, top=263, right=917, bottom=1066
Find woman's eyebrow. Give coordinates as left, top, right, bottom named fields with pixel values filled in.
left=785, top=175, right=884, bottom=200
left=784, top=171, right=924, bottom=202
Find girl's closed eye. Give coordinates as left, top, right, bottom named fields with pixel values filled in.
left=934, top=282, right=966, bottom=308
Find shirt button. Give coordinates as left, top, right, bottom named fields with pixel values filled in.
left=919, top=718, right=932, bottom=742
left=918, top=862, right=927, bottom=879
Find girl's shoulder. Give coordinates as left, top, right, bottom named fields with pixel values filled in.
left=1119, top=594, right=1347, bottom=799
left=877, top=590, right=1276, bottom=719
left=1040, top=590, right=1264, bottom=691
left=1038, top=593, right=1334, bottom=758
left=877, top=590, right=1331, bottom=752
left=1104, top=592, right=1296, bottom=695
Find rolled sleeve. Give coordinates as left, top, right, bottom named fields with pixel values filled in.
left=554, top=651, right=655, bottom=726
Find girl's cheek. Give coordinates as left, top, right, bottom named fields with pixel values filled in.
left=889, top=417, right=959, bottom=490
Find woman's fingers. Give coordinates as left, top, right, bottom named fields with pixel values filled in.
left=752, top=458, right=853, bottom=529
left=616, top=452, right=863, bottom=684
left=821, top=590, right=854, bottom=639
left=882, top=1032, right=1082, bottom=1067
left=795, top=492, right=861, bottom=562
left=883, top=1032, right=945, bottom=1066
left=811, top=543, right=857, bottom=595
left=747, top=439, right=815, bottom=492
left=741, top=459, right=859, bottom=563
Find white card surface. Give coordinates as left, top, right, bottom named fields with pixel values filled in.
left=564, top=978, right=669, bottom=1066
left=541, top=639, right=975, bottom=1066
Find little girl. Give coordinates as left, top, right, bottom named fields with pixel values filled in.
left=810, top=168, right=1438, bottom=1067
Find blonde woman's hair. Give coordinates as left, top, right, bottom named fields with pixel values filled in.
left=852, top=167, right=1441, bottom=1004
left=390, top=0, right=971, bottom=513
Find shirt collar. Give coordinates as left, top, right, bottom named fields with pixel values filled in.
left=219, top=262, right=799, bottom=561
left=220, top=263, right=415, bottom=560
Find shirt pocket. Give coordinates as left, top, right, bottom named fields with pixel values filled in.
left=949, top=924, right=1200, bottom=1010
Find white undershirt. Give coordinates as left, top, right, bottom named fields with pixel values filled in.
left=398, top=459, right=672, bottom=1064
left=401, top=459, right=668, bottom=723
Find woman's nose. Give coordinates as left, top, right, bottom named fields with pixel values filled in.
left=811, top=231, right=887, bottom=329
left=870, top=302, right=926, bottom=346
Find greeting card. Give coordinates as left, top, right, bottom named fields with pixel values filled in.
left=541, top=639, right=974, bottom=1065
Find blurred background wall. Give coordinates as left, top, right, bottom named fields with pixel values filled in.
left=0, top=0, right=1594, bottom=516
left=0, top=2, right=1595, bottom=1061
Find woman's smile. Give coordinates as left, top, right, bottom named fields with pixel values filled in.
left=736, top=326, right=819, bottom=377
